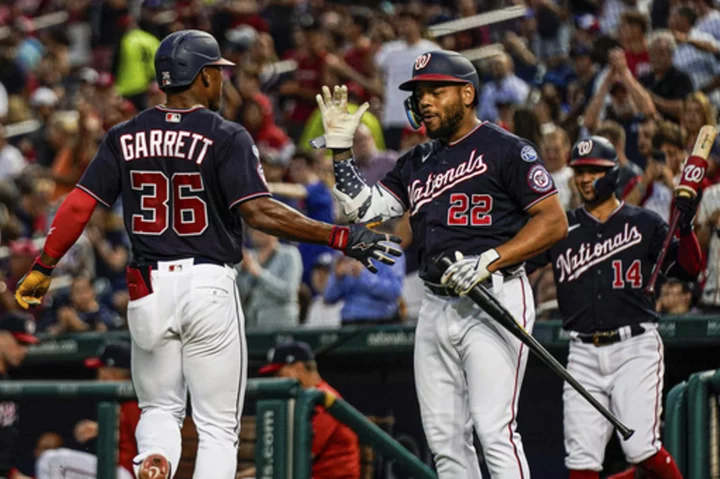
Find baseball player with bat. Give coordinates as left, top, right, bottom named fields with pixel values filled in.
left=316, top=50, right=568, bottom=477
left=12, top=30, right=401, bottom=479
left=528, top=134, right=709, bottom=479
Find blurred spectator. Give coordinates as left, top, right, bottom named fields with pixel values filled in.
left=624, top=121, right=689, bottom=222
left=21, top=87, right=59, bottom=166
left=352, top=124, right=398, bottom=186
left=639, top=30, right=695, bottom=121
left=637, top=116, right=658, bottom=167
left=540, top=129, right=573, bottom=210
left=281, top=18, right=332, bottom=141
left=599, top=0, right=651, bottom=36
left=237, top=228, right=302, bottom=330
left=668, top=7, right=720, bottom=108
left=691, top=0, right=720, bottom=43
left=527, top=0, right=570, bottom=69
left=304, top=253, right=343, bottom=329
left=36, top=342, right=138, bottom=479
left=595, top=120, right=643, bottom=197
left=657, top=279, right=698, bottom=315
left=341, top=9, right=377, bottom=104
left=697, top=168, right=720, bottom=312
left=374, top=7, right=439, bottom=150
left=531, top=265, right=560, bottom=321
left=533, top=83, right=564, bottom=134
left=0, top=125, right=26, bottom=181
left=399, top=123, right=429, bottom=154
left=86, top=207, right=130, bottom=314
left=324, top=253, right=405, bottom=326
left=268, top=151, right=334, bottom=286
left=585, top=48, right=656, bottom=167
left=254, top=342, right=360, bottom=479
left=681, top=92, right=720, bottom=177
left=45, top=277, right=122, bottom=335
left=0, top=311, right=39, bottom=479
left=563, top=43, right=599, bottom=139
left=617, top=11, right=651, bottom=78
left=478, top=53, right=530, bottom=123
left=511, top=107, right=543, bottom=146
left=112, top=2, right=163, bottom=111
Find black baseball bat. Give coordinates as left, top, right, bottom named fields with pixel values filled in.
left=437, top=257, right=635, bottom=441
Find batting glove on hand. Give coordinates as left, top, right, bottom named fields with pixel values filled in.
left=15, top=257, right=54, bottom=309
left=329, top=224, right=403, bottom=273
left=315, top=85, right=369, bottom=149
left=675, top=194, right=699, bottom=236
left=441, top=249, right=500, bottom=296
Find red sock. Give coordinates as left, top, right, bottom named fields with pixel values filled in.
left=638, top=447, right=684, bottom=479
left=569, top=471, right=600, bottom=479
left=607, top=467, right=637, bottom=479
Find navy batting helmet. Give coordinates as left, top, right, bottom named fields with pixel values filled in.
left=399, top=50, right=479, bottom=129
left=155, top=30, right=235, bottom=91
left=569, top=136, right=619, bottom=201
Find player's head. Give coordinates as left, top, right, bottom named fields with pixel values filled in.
left=399, top=50, right=479, bottom=141
left=0, top=312, right=38, bottom=369
left=155, top=30, right=235, bottom=111
left=85, top=342, right=131, bottom=381
left=569, top=136, right=619, bottom=205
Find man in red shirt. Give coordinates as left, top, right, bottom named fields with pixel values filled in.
left=618, top=11, right=651, bottom=78
left=35, top=342, right=139, bottom=479
left=259, top=342, right=360, bottom=479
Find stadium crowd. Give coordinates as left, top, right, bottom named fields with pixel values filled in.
left=0, top=0, right=718, bottom=334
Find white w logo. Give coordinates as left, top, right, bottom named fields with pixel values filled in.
left=414, top=53, right=432, bottom=70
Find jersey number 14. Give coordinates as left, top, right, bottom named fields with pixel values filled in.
left=611, top=259, right=643, bottom=289
left=131, top=171, right=208, bottom=236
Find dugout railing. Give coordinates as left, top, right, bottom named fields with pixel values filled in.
left=665, top=369, right=720, bottom=478
left=0, top=378, right=434, bottom=479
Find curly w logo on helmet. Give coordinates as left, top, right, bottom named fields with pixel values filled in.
left=414, top=53, right=432, bottom=70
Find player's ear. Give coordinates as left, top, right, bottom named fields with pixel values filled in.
left=462, top=84, right=475, bottom=108
left=201, top=68, right=210, bottom=88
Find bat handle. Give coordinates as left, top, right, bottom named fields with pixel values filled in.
left=644, top=208, right=681, bottom=295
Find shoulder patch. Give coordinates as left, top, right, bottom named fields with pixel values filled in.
left=520, top=145, right=538, bottom=162
left=527, top=164, right=553, bottom=193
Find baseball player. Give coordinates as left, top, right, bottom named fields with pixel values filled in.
left=13, top=30, right=401, bottom=479
left=316, top=50, right=568, bottom=477
left=528, top=136, right=701, bottom=479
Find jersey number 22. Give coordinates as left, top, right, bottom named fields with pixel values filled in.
left=447, top=193, right=493, bottom=226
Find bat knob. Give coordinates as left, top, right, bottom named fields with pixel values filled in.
left=620, top=428, right=635, bottom=441
left=436, top=256, right=454, bottom=271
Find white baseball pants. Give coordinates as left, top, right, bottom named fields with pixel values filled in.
left=127, top=259, right=247, bottom=479
left=414, top=273, right=535, bottom=478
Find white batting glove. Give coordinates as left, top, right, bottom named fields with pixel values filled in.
left=441, top=249, right=501, bottom=296
left=315, top=85, right=369, bottom=149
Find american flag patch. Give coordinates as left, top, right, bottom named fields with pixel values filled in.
left=165, top=113, right=181, bottom=123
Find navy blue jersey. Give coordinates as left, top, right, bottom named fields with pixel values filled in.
left=78, top=106, right=270, bottom=265
left=529, top=202, right=679, bottom=333
left=379, top=122, right=557, bottom=282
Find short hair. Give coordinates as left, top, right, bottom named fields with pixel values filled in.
left=620, top=11, right=649, bottom=34
left=677, top=6, right=698, bottom=27
left=350, top=12, right=371, bottom=33
left=653, top=121, right=685, bottom=150
left=542, top=128, right=570, bottom=149
left=597, top=121, right=626, bottom=150
left=664, top=278, right=692, bottom=295
left=647, top=29, right=677, bottom=53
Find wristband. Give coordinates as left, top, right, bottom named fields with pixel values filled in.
left=328, top=226, right=350, bottom=250
left=31, top=257, right=55, bottom=276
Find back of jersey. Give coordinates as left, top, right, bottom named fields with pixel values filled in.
left=77, top=105, right=270, bottom=265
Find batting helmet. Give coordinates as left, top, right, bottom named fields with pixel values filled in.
left=155, top=30, right=235, bottom=91
left=399, top=50, right=480, bottom=129
left=569, top=136, right=620, bottom=201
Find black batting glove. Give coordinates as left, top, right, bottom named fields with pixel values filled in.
left=329, top=224, right=403, bottom=273
left=675, top=195, right=699, bottom=236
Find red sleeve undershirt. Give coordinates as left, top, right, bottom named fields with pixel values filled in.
left=43, top=187, right=97, bottom=260
left=676, top=232, right=702, bottom=278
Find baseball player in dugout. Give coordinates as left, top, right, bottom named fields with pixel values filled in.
left=317, top=50, right=568, bottom=478
left=528, top=136, right=702, bottom=479
left=11, top=30, right=401, bottom=479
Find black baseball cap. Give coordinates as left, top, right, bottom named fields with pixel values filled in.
left=85, top=342, right=131, bottom=369
left=259, top=341, right=314, bottom=375
left=0, top=312, right=39, bottom=345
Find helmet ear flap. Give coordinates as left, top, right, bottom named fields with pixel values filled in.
left=404, top=95, right=422, bottom=130
left=592, top=164, right=620, bottom=201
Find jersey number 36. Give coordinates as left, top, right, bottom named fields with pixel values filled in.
left=131, top=171, right=208, bottom=236
left=447, top=193, right=493, bottom=226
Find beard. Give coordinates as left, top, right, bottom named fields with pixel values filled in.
left=425, top=101, right=465, bottom=142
